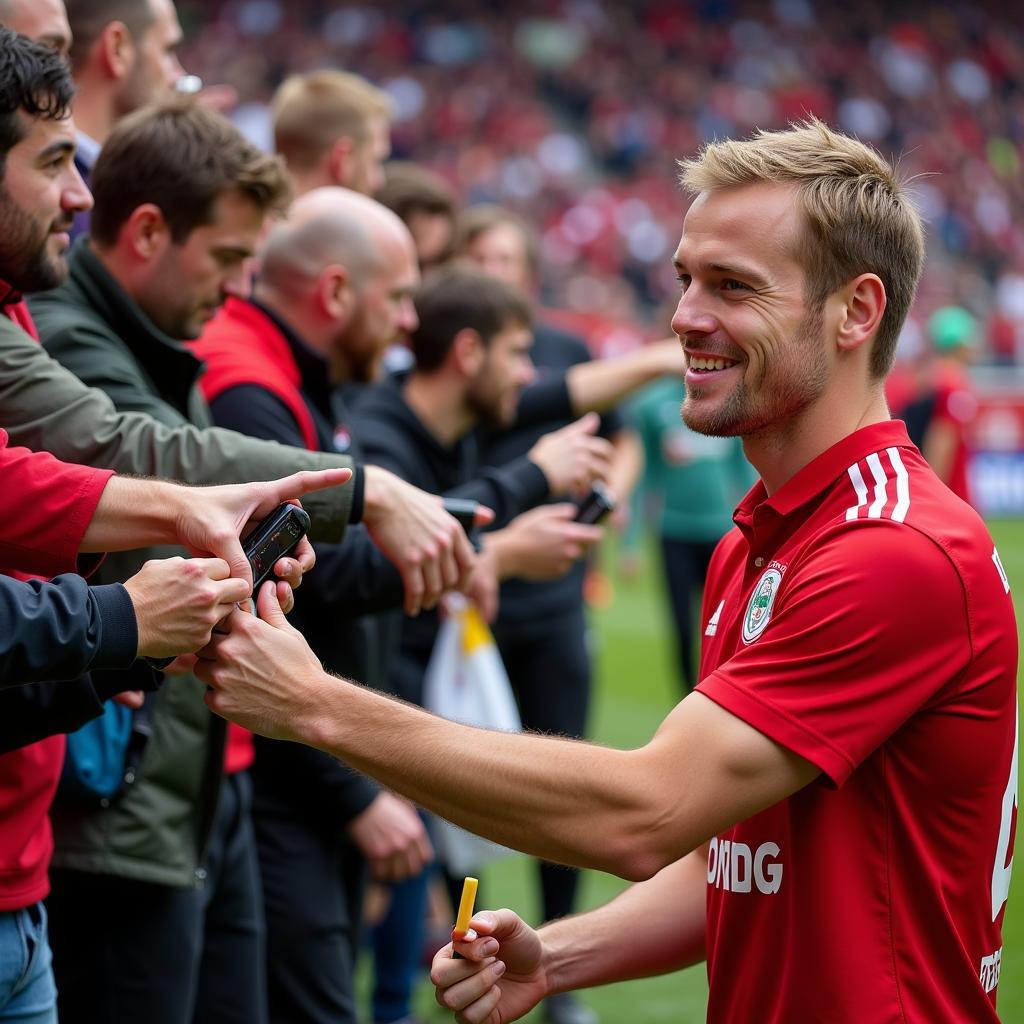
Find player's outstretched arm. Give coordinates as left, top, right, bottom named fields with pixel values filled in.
left=432, top=850, right=708, bottom=1024
left=197, top=586, right=818, bottom=881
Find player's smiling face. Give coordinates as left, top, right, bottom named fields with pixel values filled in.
left=671, top=182, right=828, bottom=439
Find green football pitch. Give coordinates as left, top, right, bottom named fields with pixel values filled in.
left=401, top=520, right=1024, bottom=1023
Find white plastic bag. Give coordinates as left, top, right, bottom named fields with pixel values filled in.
left=423, top=595, right=520, bottom=873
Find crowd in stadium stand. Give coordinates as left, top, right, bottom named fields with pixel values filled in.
left=177, top=0, right=1024, bottom=361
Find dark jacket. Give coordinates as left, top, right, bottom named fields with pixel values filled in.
left=0, top=574, right=139, bottom=752
left=350, top=375, right=551, bottom=702
left=32, top=241, right=226, bottom=887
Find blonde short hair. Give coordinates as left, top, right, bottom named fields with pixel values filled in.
left=272, top=69, right=392, bottom=171
left=678, top=118, right=924, bottom=379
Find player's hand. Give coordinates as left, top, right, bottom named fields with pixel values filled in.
left=125, top=557, right=252, bottom=660
left=347, top=792, right=434, bottom=882
left=432, top=909, right=548, bottom=1024
left=196, top=582, right=327, bottom=742
left=362, top=466, right=493, bottom=616
left=528, top=414, right=613, bottom=499
left=171, top=468, right=351, bottom=589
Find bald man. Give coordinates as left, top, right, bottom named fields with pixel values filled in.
left=195, top=189, right=608, bottom=1024
left=0, top=0, right=71, bottom=54
left=193, top=189, right=429, bottom=1024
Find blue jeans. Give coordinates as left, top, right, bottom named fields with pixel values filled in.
left=0, top=903, right=57, bottom=1023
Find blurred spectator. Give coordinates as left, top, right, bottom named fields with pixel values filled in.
left=0, top=0, right=71, bottom=55
left=65, top=0, right=187, bottom=236
left=170, top=1, right=1024, bottom=358
left=376, top=160, right=458, bottom=271
left=923, top=305, right=980, bottom=506
left=627, top=376, right=756, bottom=692
left=273, top=69, right=393, bottom=196
left=350, top=267, right=609, bottom=1024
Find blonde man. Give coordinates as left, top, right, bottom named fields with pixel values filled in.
left=273, top=69, right=392, bottom=197
left=197, top=119, right=1018, bottom=1024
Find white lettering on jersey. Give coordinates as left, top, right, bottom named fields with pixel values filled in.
left=992, top=547, right=1011, bottom=595
left=705, top=600, right=724, bottom=637
left=707, top=838, right=783, bottom=895
left=991, top=702, right=1018, bottom=922
left=979, top=948, right=1002, bottom=994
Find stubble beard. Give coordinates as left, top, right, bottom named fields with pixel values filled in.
left=0, top=187, right=68, bottom=293
left=682, top=307, right=827, bottom=439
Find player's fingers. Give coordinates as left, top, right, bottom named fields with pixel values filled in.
left=455, top=979, right=504, bottom=1024
left=432, top=955, right=498, bottom=1007
left=275, top=580, right=295, bottom=615
left=436, top=961, right=505, bottom=1017
left=271, top=556, right=303, bottom=590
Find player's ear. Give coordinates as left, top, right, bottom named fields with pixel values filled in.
left=835, top=274, right=886, bottom=355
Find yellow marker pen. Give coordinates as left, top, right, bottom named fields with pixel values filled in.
left=451, top=875, right=478, bottom=959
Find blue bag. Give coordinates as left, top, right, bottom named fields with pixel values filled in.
left=62, top=696, right=153, bottom=801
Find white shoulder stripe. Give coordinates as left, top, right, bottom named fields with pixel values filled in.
left=844, top=448, right=912, bottom=523
left=865, top=452, right=889, bottom=518
left=886, top=447, right=911, bottom=522
left=846, top=462, right=868, bottom=520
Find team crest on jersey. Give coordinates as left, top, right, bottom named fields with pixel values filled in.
left=742, top=564, right=785, bottom=644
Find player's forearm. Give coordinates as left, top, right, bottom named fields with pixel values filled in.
left=80, top=476, right=188, bottom=552
left=566, top=340, right=682, bottom=416
left=540, top=850, right=708, bottom=994
left=301, top=674, right=664, bottom=879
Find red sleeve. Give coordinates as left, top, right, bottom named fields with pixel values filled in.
left=697, top=523, right=970, bottom=786
left=0, top=429, right=114, bottom=578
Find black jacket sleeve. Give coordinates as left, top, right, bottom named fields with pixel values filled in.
left=0, top=574, right=137, bottom=685
left=359, top=426, right=550, bottom=531
left=513, top=374, right=574, bottom=428
left=0, top=574, right=151, bottom=753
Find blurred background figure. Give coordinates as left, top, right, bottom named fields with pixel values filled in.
left=923, top=306, right=979, bottom=507
left=272, top=69, right=393, bottom=197
left=64, top=0, right=187, bottom=235
left=376, top=161, right=458, bottom=273
left=0, top=0, right=71, bottom=54
left=625, top=377, right=755, bottom=693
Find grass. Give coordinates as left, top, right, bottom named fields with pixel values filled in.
left=390, top=520, right=1024, bottom=1023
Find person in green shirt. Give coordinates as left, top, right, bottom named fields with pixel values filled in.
left=627, top=375, right=756, bottom=691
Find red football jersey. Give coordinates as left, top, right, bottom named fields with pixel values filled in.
left=696, top=421, right=1017, bottom=1023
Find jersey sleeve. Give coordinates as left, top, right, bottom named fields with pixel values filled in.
left=0, top=429, right=113, bottom=578
left=696, top=522, right=971, bottom=786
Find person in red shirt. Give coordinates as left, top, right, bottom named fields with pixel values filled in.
left=195, top=119, right=1017, bottom=1023
left=922, top=305, right=979, bottom=506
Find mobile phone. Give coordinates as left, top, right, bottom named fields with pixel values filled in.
left=144, top=504, right=310, bottom=669
left=243, top=503, right=311, bottom=591
left=442, top=497, right=481, bottom=551
left=574, top=482, right=616, bottom=525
